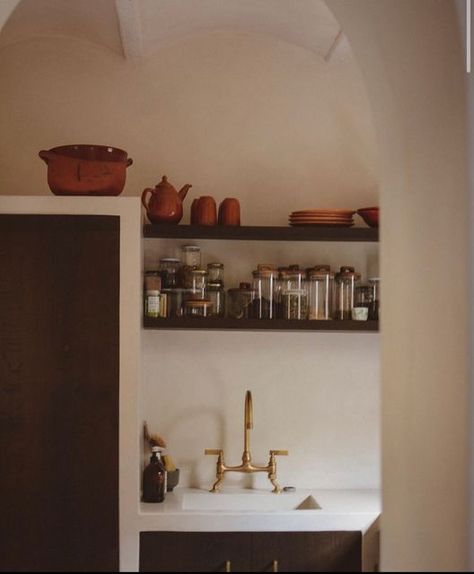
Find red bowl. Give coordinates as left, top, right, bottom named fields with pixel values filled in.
left=357, top=207, right=379, bottom=228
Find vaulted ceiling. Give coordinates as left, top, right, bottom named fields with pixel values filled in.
left=0, top=0, right=352, bottom=62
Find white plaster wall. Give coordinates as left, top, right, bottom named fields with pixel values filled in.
left=0, top=27, right=381, bottom=491
left=0, top=31, right=378, bottom=223
left=328, top=0, right=469, bottom=570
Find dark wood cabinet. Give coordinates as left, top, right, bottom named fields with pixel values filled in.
left=139, top=531, right=362, bottom=572
left=0, top=215, right=120, bottom=572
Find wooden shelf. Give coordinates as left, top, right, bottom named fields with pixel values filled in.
left=143, top=224, right=378, bottom=242
left=143, top=317, right=379, bottom=332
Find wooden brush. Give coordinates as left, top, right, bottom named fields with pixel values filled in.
left=143, top=421, right=167, bottom=450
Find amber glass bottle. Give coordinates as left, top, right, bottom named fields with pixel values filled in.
left=142, top=447, right=166, bottom=503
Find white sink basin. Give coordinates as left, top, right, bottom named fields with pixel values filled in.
left=182, top=491, right=321, bottom=512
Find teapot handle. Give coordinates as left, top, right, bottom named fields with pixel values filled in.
left=141, top=188, right=153, bottom=211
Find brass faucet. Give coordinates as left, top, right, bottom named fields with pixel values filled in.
left=205, top=390, right=288, bottom=493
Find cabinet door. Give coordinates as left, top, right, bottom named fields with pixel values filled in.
left=252, top=532, right=362, bottom=572
left=0, top=215, right=120, bottom=572
left=140, top=532, right=253, bottom=572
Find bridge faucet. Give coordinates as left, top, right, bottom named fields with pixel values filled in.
left=205, top=390, right=288, bottom=493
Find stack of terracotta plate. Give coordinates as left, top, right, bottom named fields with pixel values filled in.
left=289, top=209, right=355, bottom=227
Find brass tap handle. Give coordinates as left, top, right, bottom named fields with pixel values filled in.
left=205, top=449, right=223, bottom=456
left=272, top=559, right=279, bottom=572
left=270, top=450, right=288, bottom=456
left=225, top=560, right=232, bottom=572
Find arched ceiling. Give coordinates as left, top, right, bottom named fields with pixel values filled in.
left=0, top=0, right=352, bottom=62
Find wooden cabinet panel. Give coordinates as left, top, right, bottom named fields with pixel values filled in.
left=140, top=532, right=253, bottom=572
left=0, top=215, right=120, bottom=572
left=140, top=531, right=362, bottom=573
left=252, top=531, right=361, bottom=572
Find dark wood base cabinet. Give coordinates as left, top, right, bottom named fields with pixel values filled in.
left=140, top=531, right=362, bottom=572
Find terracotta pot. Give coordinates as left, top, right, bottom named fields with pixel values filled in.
left=192, top=196, right=217, bottom=226
left=39, top=144, right=133, bottom=196
left=218, top=198, right=241, bottom=226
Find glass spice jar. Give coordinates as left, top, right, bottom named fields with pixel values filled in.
left=207, top=262, right=225, bottom=285
left=307, top=266, right=334, bottom=320
left=334, top=266, right=361, bottom=320
left=183, top=298, right=213, bottom=317
left=278, top=266, right=306, bottom=319
left=184, top=268, right=208, bottom=299
left=159, top=257, right=181, bottom=288
left=162, top=288, right=190, bottom=318
left=368, top=277, right=380, bottom=320
left=252, top=265, right=278, bottom=319
left=227, top=283, right=256, bottom=319
left=281, top=288, right=308, bottom=320
left=207, top=282, right=225, bottom=317
left=181, top=245, right=201, bottom=268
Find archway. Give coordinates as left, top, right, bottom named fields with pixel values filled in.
left=0, top=1, right=469, bottom=571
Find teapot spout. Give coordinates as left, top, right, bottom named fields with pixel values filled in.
left=178, top=184, right=192, bottom=202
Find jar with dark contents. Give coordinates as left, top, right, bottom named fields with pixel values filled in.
left=252, top=265, right=278, bottom=319
left=368, top=277, right=380, bottom=320
left=159, top=257, right=181, bottom=288
left=334, top=266, right=361, bottom=320
left=227, top=283, right=256, bottom=319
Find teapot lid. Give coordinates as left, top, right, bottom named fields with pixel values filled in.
left=156, top=175, right=175, bottom=191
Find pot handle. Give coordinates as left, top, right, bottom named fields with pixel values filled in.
left=39, top=150, right=55, bottom=165
left=126, top=158, right=133, bottom=167
left=141, top=187, right=153, bottom=211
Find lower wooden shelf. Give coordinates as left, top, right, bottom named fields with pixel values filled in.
left=143, top=317, right=379, bottom=332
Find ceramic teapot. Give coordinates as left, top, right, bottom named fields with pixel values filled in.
left=142, top=175, right=192, bottom=224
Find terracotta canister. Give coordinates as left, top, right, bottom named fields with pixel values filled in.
left=192, top=196, right=217, bottom=226
left=218, top=198, right=241, bottom=226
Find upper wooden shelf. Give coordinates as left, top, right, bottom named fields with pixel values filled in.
left=143, top=224, right=379, bottom=242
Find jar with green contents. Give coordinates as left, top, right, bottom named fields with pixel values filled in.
left=279, top=266, right=307, bottom=319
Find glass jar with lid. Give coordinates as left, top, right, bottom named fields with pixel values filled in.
left=334, top=266, right=361, bottom=320
left=207, top=282, right=225, bottom=317
left=207, top=262, right=224, bottom=286
left=252, top=265, right=278, bottom=319
left=184, top=268, right=208, bottom=299
left=183, top=298, right=213, bottom=317
left=181, top=245, right=201, bottom=268
left=159, top=257, right=181, bottom=288
left=161, top=288, right=190, bottom=318
left=307, top=265, right=334, bottom=320
left=227, top=283, right=256, bottom=319
left=279, top=266, right=307, bottom=320
left=368, top=277, right=380, bottom=320
left=281, top=289, right=308, bottom=320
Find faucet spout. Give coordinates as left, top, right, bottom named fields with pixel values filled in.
left=244, top=390, right=253, bottom=461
